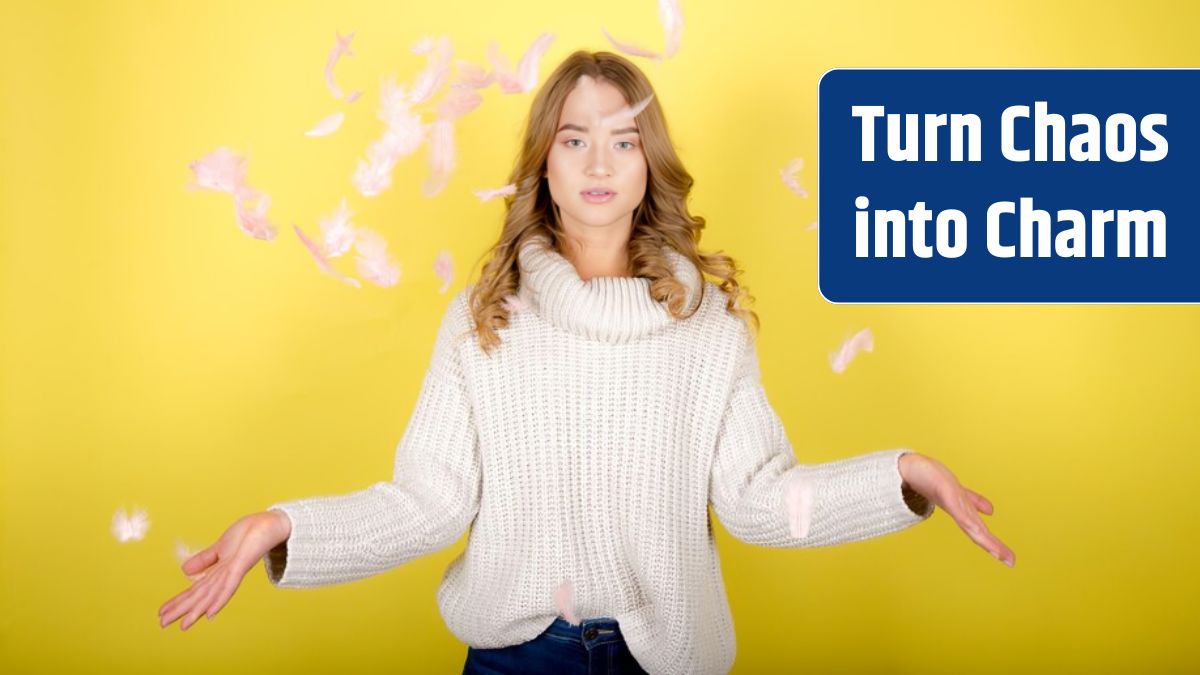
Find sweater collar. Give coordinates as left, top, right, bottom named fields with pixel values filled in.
left=515, top=234, right=704, bottom=343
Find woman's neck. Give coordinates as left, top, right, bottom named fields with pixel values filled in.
left=557, top=224, right=634, bottom=280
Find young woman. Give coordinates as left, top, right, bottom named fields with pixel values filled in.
left=158, top=50, right=1015, bottom=675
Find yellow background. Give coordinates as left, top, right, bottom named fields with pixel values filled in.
left=3, top=0, right=1198, bottom=672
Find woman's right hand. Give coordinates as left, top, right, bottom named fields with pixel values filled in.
left=157, top=510, right=292, bottom=631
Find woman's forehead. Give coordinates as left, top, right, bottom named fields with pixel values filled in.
left=559, top=75, right=629, bottom=125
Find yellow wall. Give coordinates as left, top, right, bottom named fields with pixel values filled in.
left=2, top=0, right=1197, bottom=672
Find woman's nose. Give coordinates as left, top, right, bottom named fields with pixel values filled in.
left=586, top=146, right=613, bottom=177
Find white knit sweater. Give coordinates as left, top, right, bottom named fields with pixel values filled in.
left=262, top=235, right=934, bottom=675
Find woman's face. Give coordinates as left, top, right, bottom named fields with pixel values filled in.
left=544, top=75, right=648, bottom=235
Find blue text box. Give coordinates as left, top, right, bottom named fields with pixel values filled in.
left=817, top=69, right=1198, bottom=303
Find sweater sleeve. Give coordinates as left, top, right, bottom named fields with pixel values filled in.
left=708, top=336, right=934, bottom=549
left=261, top=291, right=482, bottom=588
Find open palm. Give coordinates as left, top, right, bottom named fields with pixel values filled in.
left=157, top=511, right=290, bottom=631
left=900, top=453, right=1016, bottom=568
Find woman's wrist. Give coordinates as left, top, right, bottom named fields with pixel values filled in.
left=898, top=453, right=931, bottom=515
left=267, top=510, right=292, bottom=542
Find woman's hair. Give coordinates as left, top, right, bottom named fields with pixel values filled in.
left=466, top=49, right=759, bottom=356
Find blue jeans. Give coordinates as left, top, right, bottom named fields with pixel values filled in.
left=461, top=617, right=650, bottom=674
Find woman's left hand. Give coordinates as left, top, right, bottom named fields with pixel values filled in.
left=899, top=452, right=1016, bottom=568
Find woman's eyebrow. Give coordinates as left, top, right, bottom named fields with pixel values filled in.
left=556, top=123, right=640, bottom=135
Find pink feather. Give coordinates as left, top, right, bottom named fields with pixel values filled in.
left=111, top=506, right=150, bottom=543
left=233, top=192, right=278, bottom=241
left=353, top=77, right=430, bottom=198
left=352, top=154, right=396, bottom=198
left=488, top=33, right=556, bottom=94
left=353, top=228, right=402, bottom=287
left=319, top=198, right=357, bottom=257
left=473, top=183, right=517, bottom=202
left=437, top=85, right=482, bottom=121
left=293, top=223, right=361, bottom=287
left=781, top=157, right=808, bottom=198
left=422, top=119, right=455, bottom=198
left=411, top=36, right=435, bottom=55
left=554, top=579, right=581, bottom=626
left=599, top=94, right=655, bottom=128
left=434, top=250, right=454, bottom=293
left=502, top=293, right=528, bottom=312
left=514, top=33, right=555, bottom=93
left=829, top=328, right=874, bottom=374
left=659, top=0, right=685, bottom=58
left=408, top=36, right=453, bottom=106
left=784, top=473, right=815, bottom=539
left=454, top=59, right=496, bottom=89
left=601, top=27, right=664, bottom=62
left=324, top=31, right=363, bottom=102
left=305, top=111, right=345, bottom=137
left=187, top=146, right=254, bottom=199
left=602, top=0, right=685, bottom=61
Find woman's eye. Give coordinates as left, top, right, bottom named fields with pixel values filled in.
left=566, top=139, right=584, bottom=148
left=616, top=141, right=636, bottom=150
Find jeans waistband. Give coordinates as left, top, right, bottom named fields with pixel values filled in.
left=545, top=616, right=624, bottom=646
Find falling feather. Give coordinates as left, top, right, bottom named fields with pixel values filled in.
left=784, top=474, right=815, bottom=539
left=576, top=74, right=602, bottom=127
left=411, top=36, right=435, bottom=55
left=422, top=118, right=456, bottom=198
left=659, top=0, right=685, bottom=58
left=174, top=540, right=195, bottom=564
left=502, top=293, right=528, bottom=313
left=600, top=28, right=664, bottom=62
left=305, top=111, right=345, bottom=137
left=455, top=59, right=496, bottom=89
left=175, top=540, right=209, bottom=581
left=513, top=33, right=555, bottom=93
left=112, top=506, right=150, bottom=543
left=829, top=328, right=874, bottom=374
left=354, top=228, right=402, bottom=287
left=474, top=183, right=516, bottom=202
left=294, top=224, right=362, bottom=288
left=353, top=154, right=397, bottom=198
left=488, top=33, right=556, bottom=94
left=354, top=77, right=430, bottom=198
left=319, top=198, right=357, bottom=257
left=781, top=158, right=808, bottom=198
left=187, top=146, right=256, bottom=200
left=434, top=250, right=454, bottom=293
left=233, top=192, right=278, bottom=241
left=602, top=0, right=685, bottom=62
left=554, top=579, right=581, bottom=626
left=408, top=36, right=453, bottom=106
left=188, top=147, right=276, bottom=239
left=599, top=94, right=654, bottom=128
left=325, top=31, right=363, bottom=102
left=437, top=85, right=483, bottom=121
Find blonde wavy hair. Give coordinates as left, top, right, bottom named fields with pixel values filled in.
left=467, top=50, right=759, bottom=356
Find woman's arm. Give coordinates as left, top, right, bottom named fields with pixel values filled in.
left=708, top=336, right=934, bottom=549
left=262, top=290, right=482, bottom=588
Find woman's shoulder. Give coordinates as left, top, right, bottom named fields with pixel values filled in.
left=691, top=280, right=755, bottom=357
left=429, top=286, right=477, bottom=354
left=697, top=281, right=751, bottom=330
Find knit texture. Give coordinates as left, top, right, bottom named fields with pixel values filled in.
left=262, top=235, right=935, bottom=674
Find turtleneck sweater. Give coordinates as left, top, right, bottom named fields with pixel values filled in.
left=261, top=235, right=935, bottom=675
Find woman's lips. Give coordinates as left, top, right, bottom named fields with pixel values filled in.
left=581, top=189, right=616, bottom=204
